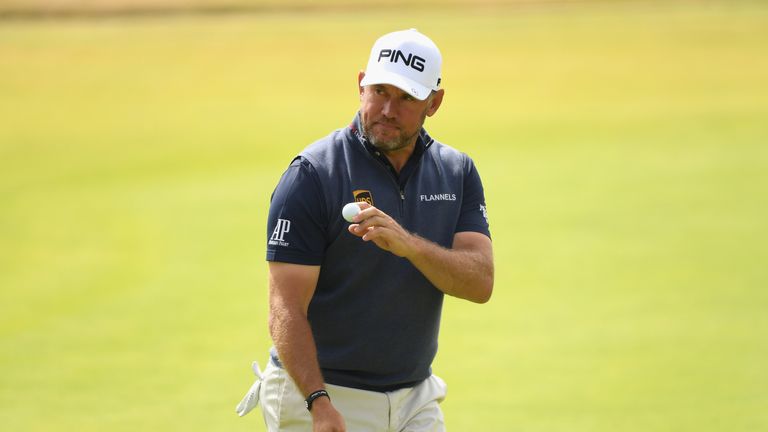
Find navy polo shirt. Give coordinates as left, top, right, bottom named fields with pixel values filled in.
left=266, top=113, right=490, bottom=392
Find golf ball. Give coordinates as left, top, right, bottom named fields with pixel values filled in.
left=342, top=202, right=361, bottom=222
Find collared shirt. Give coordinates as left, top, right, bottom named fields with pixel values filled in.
left=266, top=113, right=490, bottom=391
left=353, top=119, right=427, bottom=191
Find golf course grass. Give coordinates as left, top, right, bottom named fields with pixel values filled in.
left=1, top=2, right=767, bottom=430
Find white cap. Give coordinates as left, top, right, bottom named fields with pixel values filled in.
left=360, top=29, right=442, bottom=101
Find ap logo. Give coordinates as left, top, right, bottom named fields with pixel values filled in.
left=269, top=219, right=291, bottom=247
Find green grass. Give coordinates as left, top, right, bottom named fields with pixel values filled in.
left=1, top=2, right=767, bottom=431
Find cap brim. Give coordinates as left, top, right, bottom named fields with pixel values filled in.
left=360, top=71, right=432, bottom=101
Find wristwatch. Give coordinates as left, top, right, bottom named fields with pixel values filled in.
left=305, top=390, right=330, bottom=411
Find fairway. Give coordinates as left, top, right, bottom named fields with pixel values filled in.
left=1, top=2, right=767, bottom=431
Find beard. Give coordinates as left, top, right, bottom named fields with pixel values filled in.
left=361, top=108, right=429, bottom=153
left=363, top=122, right=420, bottom=152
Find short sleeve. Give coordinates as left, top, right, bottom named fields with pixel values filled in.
left=266, top=157, right=328, bottom=265
left=455, top=156, right=491, bottom=239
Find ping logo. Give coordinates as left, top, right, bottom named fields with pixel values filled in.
left=377, top=49, right=426, bottom=72
left=353, top=190, right=374, bottom=206
left=269, top=218, right=291, bottom=246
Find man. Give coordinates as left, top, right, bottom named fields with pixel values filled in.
left=251, top=29, right=493, bottom=431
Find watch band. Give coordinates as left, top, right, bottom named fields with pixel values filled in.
left=305, top=390, right=330, bottom=411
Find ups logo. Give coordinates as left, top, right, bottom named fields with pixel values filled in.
left=353, top=190, right=374, bottom=206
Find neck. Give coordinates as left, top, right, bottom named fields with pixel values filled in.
left=383, top=146, right=414, bottom=174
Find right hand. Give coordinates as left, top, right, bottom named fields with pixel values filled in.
left=311, top=397, right=346, bottom=432
left=347, top=203, right=416, bottom=258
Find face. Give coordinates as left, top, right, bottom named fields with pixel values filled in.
left=358, top=74, right=443, bottom=153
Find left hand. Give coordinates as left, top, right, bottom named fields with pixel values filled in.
left=348, top=203, right=415, bottom=258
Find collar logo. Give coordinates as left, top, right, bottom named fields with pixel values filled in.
left=353, top=189, right=374, bottom=206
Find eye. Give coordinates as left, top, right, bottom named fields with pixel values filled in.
left=402, top=94, right=416, bottom=102
left=374, top=86, right=386, bottom=95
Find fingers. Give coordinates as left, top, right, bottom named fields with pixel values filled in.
left=347, top=222, right=382, bottom=240
left=348, top=213, right=398, bottom=242
left=345, top=206, right=412, bottom=257
left=351, top=214, right=391, bottom=233
left=347, top=223, right=381, bottom=239
left=347, top=224, right=392, bottom=253
left=348, top=203, right=377, bottom=224
left=347, top=205, right=390, bottom=238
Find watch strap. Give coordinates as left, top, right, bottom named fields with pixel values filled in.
left=305, top=389, right=330, bottom=411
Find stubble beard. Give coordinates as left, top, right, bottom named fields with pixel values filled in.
left=362, top=108, right=429, bottom=154
left=364, top=123, right=420, bottom=153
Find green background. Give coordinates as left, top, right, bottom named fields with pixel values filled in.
left=1, top=2, right=767, bottom=430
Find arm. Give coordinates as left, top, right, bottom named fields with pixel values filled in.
left=268, top=262, right=346, bottom=431
left=348, top=204, right=494, bottom=303
left=408, top=231, right=493, bottom=303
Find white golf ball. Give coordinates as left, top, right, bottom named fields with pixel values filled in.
left=342, top=202, right=361, bottom=222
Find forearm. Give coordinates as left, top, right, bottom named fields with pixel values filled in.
left=405, top=234, right=494, bottom=303
left=267, top=262, right=345, bottom=430
left=348, top=204, right=493, bottom=303
left=269, top=307, right=326, bottom=398
left=270, top=306, right=346, bottom=429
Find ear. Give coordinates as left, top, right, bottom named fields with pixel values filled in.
left=358, top=71, right=366, bottom=98
left=426, top=89, right=445, bottom=117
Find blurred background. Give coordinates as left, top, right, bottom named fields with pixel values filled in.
left=1, top=0, right=767, bottom=430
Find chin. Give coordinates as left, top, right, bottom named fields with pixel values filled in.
left=373, top=139, right=408, bottom=152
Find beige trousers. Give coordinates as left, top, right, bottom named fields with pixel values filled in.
left=258, top=360, right=447, bottom=432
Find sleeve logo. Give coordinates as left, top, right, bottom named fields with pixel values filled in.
left=268, top=218, right=291, bottom=246
left=479, top=204, right=489, bottom=224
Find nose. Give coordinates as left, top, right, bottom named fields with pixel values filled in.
left=381, top=96, right=398, bottom=119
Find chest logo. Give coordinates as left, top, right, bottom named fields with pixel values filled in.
left=420, top=193, right=457, bottom=202
left=353, top=190, right=374, bottom=206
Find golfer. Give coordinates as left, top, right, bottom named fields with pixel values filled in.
left=239, top=28, right=493, bottom=431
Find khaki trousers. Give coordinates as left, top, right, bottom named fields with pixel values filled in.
left=259, top=360, right=447, bottom=432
